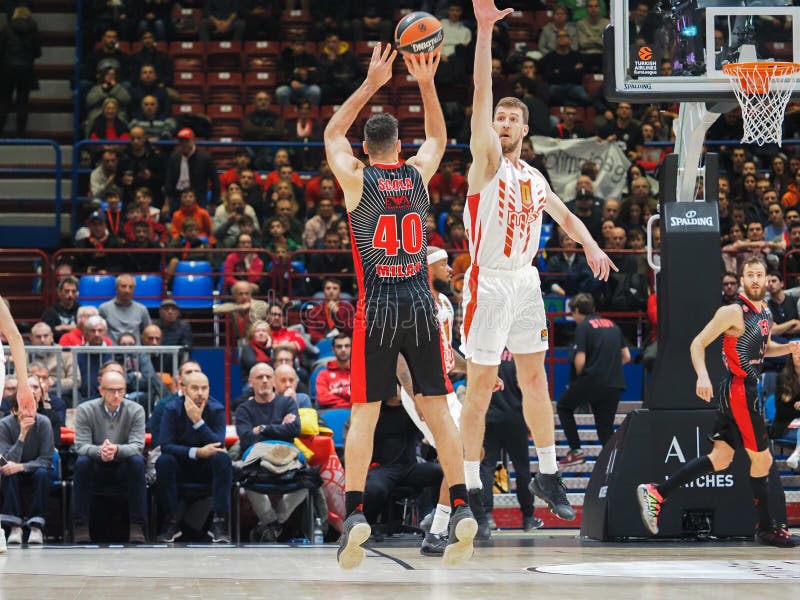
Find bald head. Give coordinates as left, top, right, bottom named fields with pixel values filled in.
left=249, top=362, right=276, bottom=402
left=184, top=371, right=210, bottom=407
left=100, top=370, right=126, bottom=410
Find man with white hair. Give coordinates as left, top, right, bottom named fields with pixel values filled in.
left=59, top=306, right=104, bottom=347
left=99, top=274, right=151, bottom=343
left=75, top=316, right=114, bottom=401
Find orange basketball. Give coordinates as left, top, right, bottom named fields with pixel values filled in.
left=394, top=11, right=444, bottom=56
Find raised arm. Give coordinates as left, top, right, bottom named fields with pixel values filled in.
left=405, top=53, right=446, bottom=184
left=543, top=181, right=616, bottom=280
left=690, top=304, right=741, bottom=401
left=468, top=0, right=513, bottom=190
left=324, top=43, right=396, bottom=210
left=0, top=297, right=33, bottom=418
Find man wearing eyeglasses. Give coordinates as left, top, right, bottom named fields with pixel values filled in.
left=722, top=272, right=740, bottom=305
left=72, top=369, right=147, bottom=544
left=316, top=334, right=351, bottom=409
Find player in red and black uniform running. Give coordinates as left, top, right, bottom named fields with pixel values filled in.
left=637, top=257, right=800, bottom=547
left=324, top=44, right=476, bottom=569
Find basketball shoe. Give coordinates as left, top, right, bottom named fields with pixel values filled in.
left=636, top=483, right=663, bottom=535
left=337, top=511, right=371, bottom=570
left=530, top=472, right=575, bottom=521
left=442, top=504, right=478, bottom=566
left=755, top=522, right=800, bottom=548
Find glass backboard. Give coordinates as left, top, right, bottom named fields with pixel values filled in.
left=608, top=0, right=800, bottom=102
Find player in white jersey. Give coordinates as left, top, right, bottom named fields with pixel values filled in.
left=398, top=247, right=503, bottom=555
left=461, top=0, right=617, bottom=539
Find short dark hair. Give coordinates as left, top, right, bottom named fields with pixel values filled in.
left=790, top=222, right=800, bottom=232
left=768, top=270, right=783, bottom=281
left=364, top=113, right=399, bottom=155
left=722, top=271, right=738, bottom=281
left=323, top=276, right=342, bottom=288
left=740, top=257, right=766, bottom=274
left=7, top=393, right=18, bottom=413
left=57, top=275, right=79, bottom=291
left=333, top=333, right=351, bottom=345
left=568, top=293, right=595, bottom=315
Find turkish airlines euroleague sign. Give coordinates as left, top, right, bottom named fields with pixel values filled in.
left=531, top=136, right=631, bottom=202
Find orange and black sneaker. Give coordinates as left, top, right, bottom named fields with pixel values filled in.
left=755, top=522, right=800, bottom=548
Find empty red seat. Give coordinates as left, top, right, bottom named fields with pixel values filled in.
left=169, top=41, right=204, bottom=71
left=281, top=9, right=312, bottom=39
left=282, top=104, right=320, bottom=119
left=174, top=103, right=206, bottom=116
left=174, top=71, right=205, bottom=103
left=206, top=41, right=242, bottom=71
left=207, top=71, right=243, bottom=104
left=244, top=40, right=280, bottom=71
left=208, top=104, right=244, bottom=139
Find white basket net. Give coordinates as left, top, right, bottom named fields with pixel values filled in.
left=722, top=61, right=800, bottom=146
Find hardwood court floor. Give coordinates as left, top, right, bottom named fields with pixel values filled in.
left=1, top=530, right=799, bottom=599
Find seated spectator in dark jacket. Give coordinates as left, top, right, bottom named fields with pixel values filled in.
left=306, top=231, right=354, bottom=293
left=128, top=96, right=176, bottom=141
left=82, top=28, right=130, bottom=87
left=317, top=33, right=362, bottom=105
left=274, top=364, right=312, bottom=409
left=155, top=372, right=232, bottom=543
left=223, top=233, right=264, bottom=294
left=242, top=92, right=285, bottom=171
left=542, top=230, right=593, bottom=296
left=155, top=300, right=193, bottom=373
left=147, top=360, right=202, bottom=448
left=272, top=346, right=310, bottom=393
left=360, top=396, right=443, bottom=524
left=305, top=277, right=354, bottom=343
left=239, top=320, right=272, bottom=384
left=85, top=65, right=131, bottom=136
left=235, top=362, right=304, bottom=542
left=117, top=331, right=167, bottom=410
left=199, top=0, right=245, bottom=42
left=72, top=370, right=147, bottom=544
left=27, top=364, right=65, bottom=446
left=123, top=219, right=163, bottom=273
left=129, top=29, right=173, bottom=86
left=74, top=211, right=123, bottom=275
left=0, top=393, right=55, bottom=545
left=41, top=276, right=80, bottom=343
left=274, top=35, right=321, bottom=106
left=130, top=64, right=172, bottom=119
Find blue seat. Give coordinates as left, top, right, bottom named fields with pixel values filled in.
left=172, top=274, right=214, bottom=309
left=133, top=274, right=163, bottom=309
left=309, top=364, right=326, bottom=399
left=319, top=408, right=351, bottom=449
left=314, top=337, right=334, bottom=359
left=77, top=274, right=116, bottom=307
left=174, top=260, right=213, bottom=275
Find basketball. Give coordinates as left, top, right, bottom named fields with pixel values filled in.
left=394, top=11, right=444, bottom=56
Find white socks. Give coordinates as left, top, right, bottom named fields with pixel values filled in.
left=430, top=504, right=451, bottom=536
left=538, top=446, right=558, bottom=475
left=464, top=460, right=482, bottom=490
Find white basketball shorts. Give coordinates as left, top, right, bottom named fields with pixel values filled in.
left=460, top=264, right=549, bottom=365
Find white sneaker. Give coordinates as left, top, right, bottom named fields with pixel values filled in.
left=787, top=450, right=800, bottom=470
left=0, top=528, right=6, bottom=553
left=7, top=527, right=22, bottom=545
left=27, top=527, right=43, bottom=545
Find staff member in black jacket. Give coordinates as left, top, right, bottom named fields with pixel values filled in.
left=163, top=128, right=220, bottom=214
left=479, top=349, right=542, bottom=533
left=557, top=293, right=630, bottom=468
left=0, top=6, right=41, bottom=137
left=155, top=371, right=231, bottom=543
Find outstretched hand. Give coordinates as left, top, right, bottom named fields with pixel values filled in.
left=585, top=247, right=618, bottom=281
left=404, top=51, right=441, bottom=84
left=365, top=42, right=397, bottom=89
left=16, top=381, right=35, bottom=419
left=473, top=0, right=514, bottom=26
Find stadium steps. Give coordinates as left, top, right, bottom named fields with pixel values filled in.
left=1, top=4, right=75, bottom=243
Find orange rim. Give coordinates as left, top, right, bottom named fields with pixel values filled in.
left=723, top=61, right=800, bottom=94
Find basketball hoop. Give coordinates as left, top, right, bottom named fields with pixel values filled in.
left=722, top=61, right=800, bottom=146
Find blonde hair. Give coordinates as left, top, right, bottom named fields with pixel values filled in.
left=247, top=319, right=271, bottom=341
left=12, top=7, right=31, bottom=19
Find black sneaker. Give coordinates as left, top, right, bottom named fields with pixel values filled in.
left=530, top=472, right=576, bottom=521
left=156, top=519, right=182, bottom=543
left=73, top=522, right=91, bottom=544
left=420, top=531, right=447, bottom=556
left=129, top=523, right=147, bottom=544
left=442, top=504, right=478, bottom=566
left=208, top=516, right=231, bottom=544
left=523, top=516, right=544, bottom=531
left=336, top=511, right=371, bottom=570
left=467, top=488, right=491, bottom=541
left=250, top=521, right=282, bottom=543
left=755, top=523, right=800, bottom=548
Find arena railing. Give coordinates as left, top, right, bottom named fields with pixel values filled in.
left=3, top=344, right=183, bottom=414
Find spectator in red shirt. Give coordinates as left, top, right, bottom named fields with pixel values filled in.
left=122, top=203, right=167, bottom=245
left=426, top=211, right=446, bottom=249
left=305, top=277, right=354, bottom=343
left=445, top=218, right=468, bottom=252
left=222, top=233, right=265, bottom=294
left=315, top=333, right=351, bottom=409
left=219, top=148, right=264, bottom=191
left=266, top=302, right=306, bottom=354
left=428, top=158, right=467, bottom=209
left=88, top=97, right=131, bottom=142
left=261, top=149, right=304, bottom=191
left=59, top=306, right=114, bottom=347
left=305, top=158, right=344, bottom=208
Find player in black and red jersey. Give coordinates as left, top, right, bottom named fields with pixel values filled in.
left=324, top=44, right=476, bottom=569
left=637, top=257, right=800, bottom=547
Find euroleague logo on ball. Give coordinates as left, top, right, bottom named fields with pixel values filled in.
left=395, top=11, right=444, bottom=56
left=638, top=46, right=653, bottom=61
